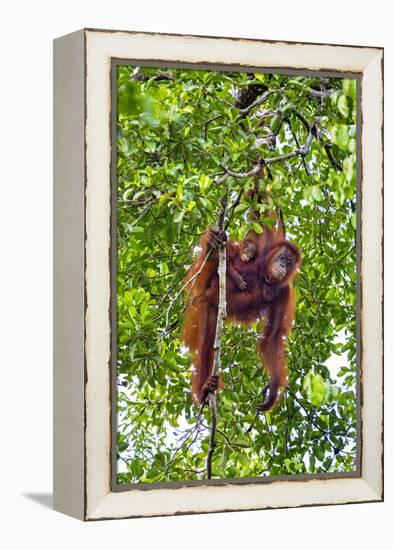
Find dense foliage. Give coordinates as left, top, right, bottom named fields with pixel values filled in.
left=116, top=65, right=357, bottom=484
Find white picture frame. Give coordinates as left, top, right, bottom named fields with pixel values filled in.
left=53, top=28, right=383, bottom=521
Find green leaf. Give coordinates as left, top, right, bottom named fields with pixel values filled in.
left=342, top=79, right=356, bottom=100
left=131, top=225, right=144, bottom=233
left=333, top=125, right=349, bottom=150
left=343, top=156, right=355, bottom=183
left=251, top=221, right=263, bottom=234
left=270, top=114, right=281, bottom=132
left=311, top=186, right=323, bottom=202
left=337, top=95, right=349, bottom=118
left=173, top=210, right=184, bottom=223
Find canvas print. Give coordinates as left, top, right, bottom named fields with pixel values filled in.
left=114, top=65, right=357, bottom=485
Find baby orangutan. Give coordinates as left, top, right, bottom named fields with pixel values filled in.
left=227, top=239, right=257, bottom=292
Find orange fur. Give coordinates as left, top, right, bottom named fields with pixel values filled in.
left=183, top=206, right=301, bottom=408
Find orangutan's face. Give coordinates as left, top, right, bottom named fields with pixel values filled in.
left=239, top=241, right=257, bottom=262
left=268, top=245, right=296, bottom=280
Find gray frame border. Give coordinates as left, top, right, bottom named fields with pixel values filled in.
left=110, top=59, right=364, bottom=493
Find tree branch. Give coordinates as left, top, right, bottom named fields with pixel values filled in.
left=206, top=191, right=228, bottom=479
left=286, top=118, right=312, bottom=180
left=206, top=396, right=217, bottom=479
left=323, top=143, right=343, bottom=171
left=215, top=159, right=265, bottom=184
left=214, top=120, right=317, bottom=184
left=237, top=88, right=282, bottom=118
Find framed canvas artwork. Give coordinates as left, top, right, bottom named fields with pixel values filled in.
left=53, top=29, right=383, bottom=520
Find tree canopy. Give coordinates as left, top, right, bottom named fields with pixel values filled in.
left=116, top=65, right=357, bottom=484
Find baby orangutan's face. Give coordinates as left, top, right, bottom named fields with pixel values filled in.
left=239, top=240, right=257, bottom=262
